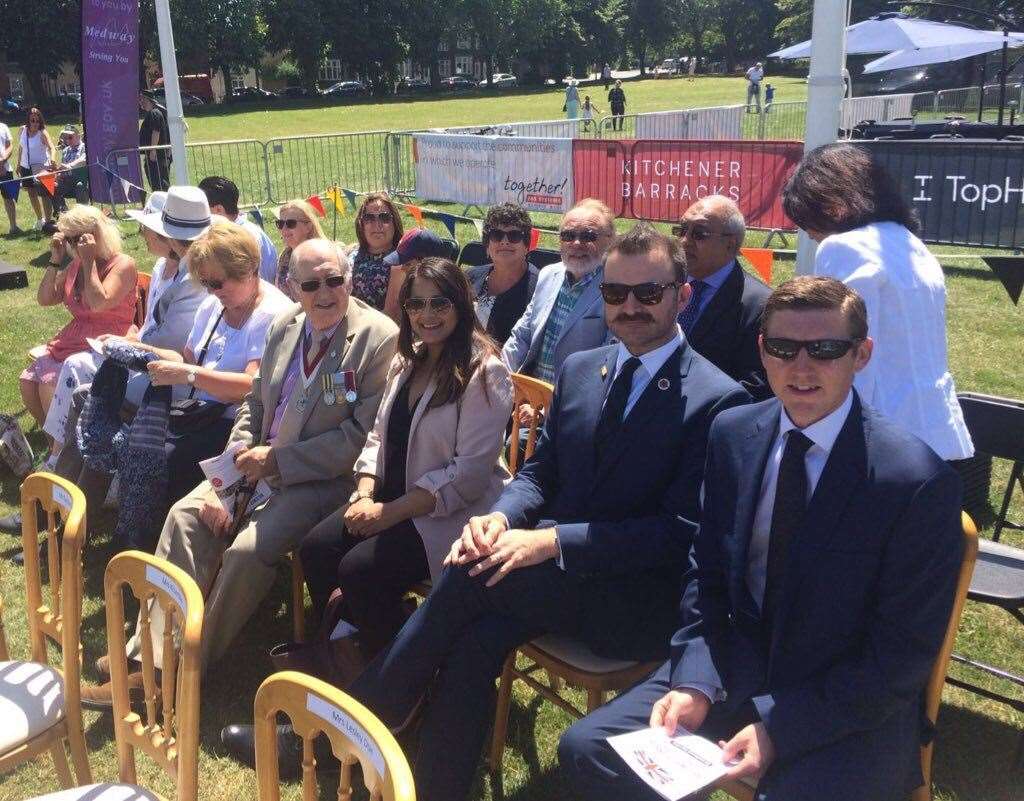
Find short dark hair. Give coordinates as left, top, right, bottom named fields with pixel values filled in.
left=761, top=276, right=868, bottom=340
left=482, top=203, right=533, bottom=243
left=781, top=143, right=919, bottom=236
left=607, top=222, right=687, bottom=282
left=198, top=175, right=240, bottom=216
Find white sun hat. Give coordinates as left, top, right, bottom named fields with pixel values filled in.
left=136, top=185, right=212, bottom=241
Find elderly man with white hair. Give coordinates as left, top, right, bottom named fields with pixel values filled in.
left=85, top=238, right=398, bottom=705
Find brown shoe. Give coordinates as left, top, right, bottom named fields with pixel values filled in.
left=80, top=671, right=159, bottom=711
left=94, top=653, right=142, bottom=680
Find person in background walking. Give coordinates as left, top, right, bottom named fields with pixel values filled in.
left=602, top=63, right=612, bottom=90
left=608, top=80, right=627, bottom=131
left=139, top=91, right=172, bottom=192
left=581, top=95, right=601, bottom=132
left=564, top=78, right=580, bottom=120
left=764, top=83, right=776, bottom=114
left=688, top=56, right=697, bottom=81
left=17, top=107, right=56, bottom=230
left=0, top=118, right=18, bottom=233
left=745, top=62, right=764, bottom=113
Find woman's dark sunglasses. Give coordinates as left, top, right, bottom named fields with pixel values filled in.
left=762, top=338, right=862, bottom=361
left=275, top=218, right=305, bottom=230
left=403, top=296, right=453, bottom=314
left=600, top=281, right=677, bottom=306
left=296, top=275, right=347, bottom=293
left=486, top=229, right=528, bottom=244
left=200, top=277, right=225, bottom=291
left=362, top=212, right=394, bottom=225
left=559, top=228, right=600, bottom=243
left=671, top=222, right=731, bottom=242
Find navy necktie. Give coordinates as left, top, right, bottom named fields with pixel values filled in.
left=595, top=356, right=642, bottom=458
left=677, top=280, right=708, bottom=335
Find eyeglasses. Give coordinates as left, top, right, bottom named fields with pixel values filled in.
left=486, top=229, right=528, bottom=244
left=403, top=296, right=453, bottom=314
left=199, top=276, right=225, bottom=291
left=295, top=275, right=347, bottom=293
left=559, top=228, right=600, bottom=243
left=275, top=218, right=305, bottom=230
left=600, top=281, right=678, bottom=306
left=362, top=211, right=394, bottom=225
left=671, top=222, right=733, bottom=242
left=762, top=338, right=863, bottom=361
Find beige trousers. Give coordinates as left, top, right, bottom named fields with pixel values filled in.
left=126, top=477, right=348, bottom=670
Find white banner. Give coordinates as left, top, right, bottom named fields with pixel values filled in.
left=635, top=106, right=743, bottom=141
left=840, top=93, right=915, bottom=128
left=413, top=134, right=574, bottom=212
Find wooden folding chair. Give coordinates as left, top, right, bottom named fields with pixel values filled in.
left=26, top=551, right=205, bottom=801
left=0, top=594, right=8, bottom=662
left=0, top=472, right=91, bottom=789
left=254, top=670, right=415, bottom=801
left=716, top=512, right=980, bottom=801
left=134, top=271, right=152, bottom=329
left=507, top=373, right=553, bottom=474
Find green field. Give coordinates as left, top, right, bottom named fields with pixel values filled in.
left=1, top=77, right=1022, bottom=801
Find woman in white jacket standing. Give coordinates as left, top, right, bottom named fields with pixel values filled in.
left=782, top=142, right=973, bottom=462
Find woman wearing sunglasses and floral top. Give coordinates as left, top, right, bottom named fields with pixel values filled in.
left=294, top=256, right=513, bottom=684
left=274, top=198, right=326, bottom=299
left=346, top=192, right=405, bottom=319
left=466, top=203, right=540, bottom=345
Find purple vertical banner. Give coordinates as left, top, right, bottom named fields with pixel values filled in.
left=81, top=0, right=142, bottom=203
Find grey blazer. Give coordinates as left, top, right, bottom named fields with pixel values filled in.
left=501, top=262, right=610, bottom=379
left=139, top=267, right=208, bottom=353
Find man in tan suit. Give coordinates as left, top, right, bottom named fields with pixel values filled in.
left=85, top=239, right=398, bottom=705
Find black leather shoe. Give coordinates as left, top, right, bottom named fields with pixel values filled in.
left=0, top=512, right=21, bottom=533
left=12, top=538, right=47, bottom=567
left=220, top=723, right=338, bottom=778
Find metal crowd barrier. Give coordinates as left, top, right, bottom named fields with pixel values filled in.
left=265, top=131, right=391, bottom=204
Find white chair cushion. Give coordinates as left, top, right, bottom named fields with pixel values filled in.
left=528, top=634, right=646, bottom=674
left=26, top=783, right=164, bottom=800
left=0, top=660, right=65, bottom=753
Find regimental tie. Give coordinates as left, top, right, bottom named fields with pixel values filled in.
left=594, top=356, right=642, bottom=460
left=677, top=279, right=708, bottom=335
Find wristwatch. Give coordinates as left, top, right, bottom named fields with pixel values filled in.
left=348, top=489, right=373, bottom=504
left=186, top=369, right=197, bottom=385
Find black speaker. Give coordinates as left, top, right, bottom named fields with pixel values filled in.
left=0, top=262, right=27, bottom=291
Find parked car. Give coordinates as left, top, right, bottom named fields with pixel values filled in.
left=232, top=86, right=278, bottom=102
left=398, top=76, right=431, bottom=93
left=279, top=86, right=315, bottom=99
left=441, top=75, right=477, bottom=91
left=653, top=59, right=679, bottom=78
left=152, top=89, right=206, bottom=106
left=322, top=80, right=368, bottom=97
left=480, top=73, right=517, bottom=88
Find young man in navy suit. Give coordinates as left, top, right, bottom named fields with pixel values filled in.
left=559, top=276, right=964, bottom=801
left=220, top=223, right=749, bottom=795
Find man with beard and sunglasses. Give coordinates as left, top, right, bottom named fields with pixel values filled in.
left=240, top=222, right=746, bottom=801
left=559, top=276, right=963, bottom=801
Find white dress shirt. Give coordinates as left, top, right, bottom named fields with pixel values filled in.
left=607, top=326, right=685, bottom=418
left=814, top=221, right=973, bottom=460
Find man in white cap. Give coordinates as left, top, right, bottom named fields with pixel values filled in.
left=745, top=62, right=764, bottom=113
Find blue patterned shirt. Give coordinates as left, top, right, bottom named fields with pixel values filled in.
left=533, top=268, right=601, bottom=383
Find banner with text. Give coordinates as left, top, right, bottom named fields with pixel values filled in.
left=573, top=139, right=803, bottom=229
left=81, top=0, right=141, bottom=203
left=859, top=140, right=1024, bottom=248
left=413, top=134, right=574, bottom=212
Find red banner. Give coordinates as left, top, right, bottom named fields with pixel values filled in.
left=573, top=139, right=803, bottom=230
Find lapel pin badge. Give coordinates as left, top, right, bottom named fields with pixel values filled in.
left=657, top=378, right=670, bottom=391
left=600, top=365, right=608, bottom=378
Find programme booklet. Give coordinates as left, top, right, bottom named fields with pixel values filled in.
left=199, top=441, right=273, bottom=521
left=607, top=726, right=733, bottom=800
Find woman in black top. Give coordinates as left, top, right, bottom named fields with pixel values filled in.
left=465, top=202, right=539, bottom=346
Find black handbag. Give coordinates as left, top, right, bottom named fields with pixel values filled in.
left=168, top=309, right=229, bottom=434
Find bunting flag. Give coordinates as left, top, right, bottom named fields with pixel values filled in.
left=119, top=177, right=133, bottom=203
left=307, top=195, right=327, bottom=218
left=405, top=204, right=423, bottom=225
left=983, top=256, right=1024, bottom=305
left=529, top=227, right=542, bottom=251
left=342, top=188, right=359, bottom=211
left=38, top=172, right=57, bottom=198
left=740, top=247, right=774, bottom=285
left=1, top=174, right=20, bottom=201
left=472, top=218, right=484, bottom=238
left=437, top=213, right=458, bottom=238
left=325, top=186, right=346, bottom=215
left=249, top=208, right=265, bottom=229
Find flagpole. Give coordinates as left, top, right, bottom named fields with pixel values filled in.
left=154, top=0, right=188, bottom=184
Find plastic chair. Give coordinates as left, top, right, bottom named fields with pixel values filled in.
left=26, top=551, right=205, bottom=800
left=527, top=248, right=562, bottom=269
left=0, top=473, right=91, bottom=789
left=254, top=671, right=415, bottom=801
left=457, top=241, right=488, bottom=268
left=717, top=513, right=981, bottom=801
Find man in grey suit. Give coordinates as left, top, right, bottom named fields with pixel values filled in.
left=502, top=198, right=616, bottom=384
left=84, top=239, right=398, bottom=705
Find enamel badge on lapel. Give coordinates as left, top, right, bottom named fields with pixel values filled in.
left=657, top=378, right=670, bottom=391
left=601, top=365, right=608, bottom=378
left=321, top=373, right=337, bottom=406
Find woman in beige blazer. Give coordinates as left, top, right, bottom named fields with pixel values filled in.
left=298, top=256, right=514, bottom=669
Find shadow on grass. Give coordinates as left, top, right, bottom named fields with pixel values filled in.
left=931, top=701, right=1024, bottom=801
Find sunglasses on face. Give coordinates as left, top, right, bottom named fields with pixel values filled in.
left=762, top=338, right=862, bottom=361
left=295, top=275, right=347, bottom=293
left=403, top=296, right=453, bottom=314
left=275, top=218, right=306, bottom=230
left=600, top=281, right=678, bottom=306
left=362, top=212, right=394, bottom=225
left=486, top=229, right=528, bottom=244
left=671, top=222, right=732, bottom=242
left=559, top=228, right=600, bottom=244
left=200, top=276, right=226, bottom=291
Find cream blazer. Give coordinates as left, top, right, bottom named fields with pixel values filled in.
left=354, top=352, right=514, bottom=581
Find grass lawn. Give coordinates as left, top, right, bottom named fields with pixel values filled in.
left=1, top=78, right=1023, bottom=801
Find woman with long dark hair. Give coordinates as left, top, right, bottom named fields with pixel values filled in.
left=294, top=257, right=513, bottom=683
left=782, top=142, right=973, bottom=461
left=346, top=192, right=405, bottom=320
left=16, top=107, right=57, bottom=229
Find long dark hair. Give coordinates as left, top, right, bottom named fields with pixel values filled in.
left=355, top=192, right=404, bottom=254
left=782, top=143, right=919, bottom=236
left=397, top=257, right=499, bottom=408
left=25, top=106, right=46, bottom=131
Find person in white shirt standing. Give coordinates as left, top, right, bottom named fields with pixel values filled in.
left=745, top=62, right=764, bottom=113
left=0, top=120, right=18, bottom=233
left=781, top=142, right=973, bottom=463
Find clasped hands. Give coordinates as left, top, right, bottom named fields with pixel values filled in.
left=443, top=512, right=558, bottom=586
left=650, top=690, right=776, bottom=781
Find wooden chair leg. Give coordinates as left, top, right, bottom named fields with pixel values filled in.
left=290, top=554, right=306, bottom=642
left=66, top=717, right=93, bottom=785
left=585, top=688, right=603, bottom=714
left=49, top=740, right=74, bottom=789
left=489, top=653, right=517, bottom=771
left=546, top=670, right=562, bottom=693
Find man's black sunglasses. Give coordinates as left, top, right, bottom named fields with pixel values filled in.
left=485, top=229, right=528, bottom=244
left=671, top=222, right=732, bottom=242
left=762, top=338, right=863, bottom=361
left=559, top=228, right=600, bottom=243
left=295, top=275, right=347, bottom=293
left=600, top=281, right=678, bottom=306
